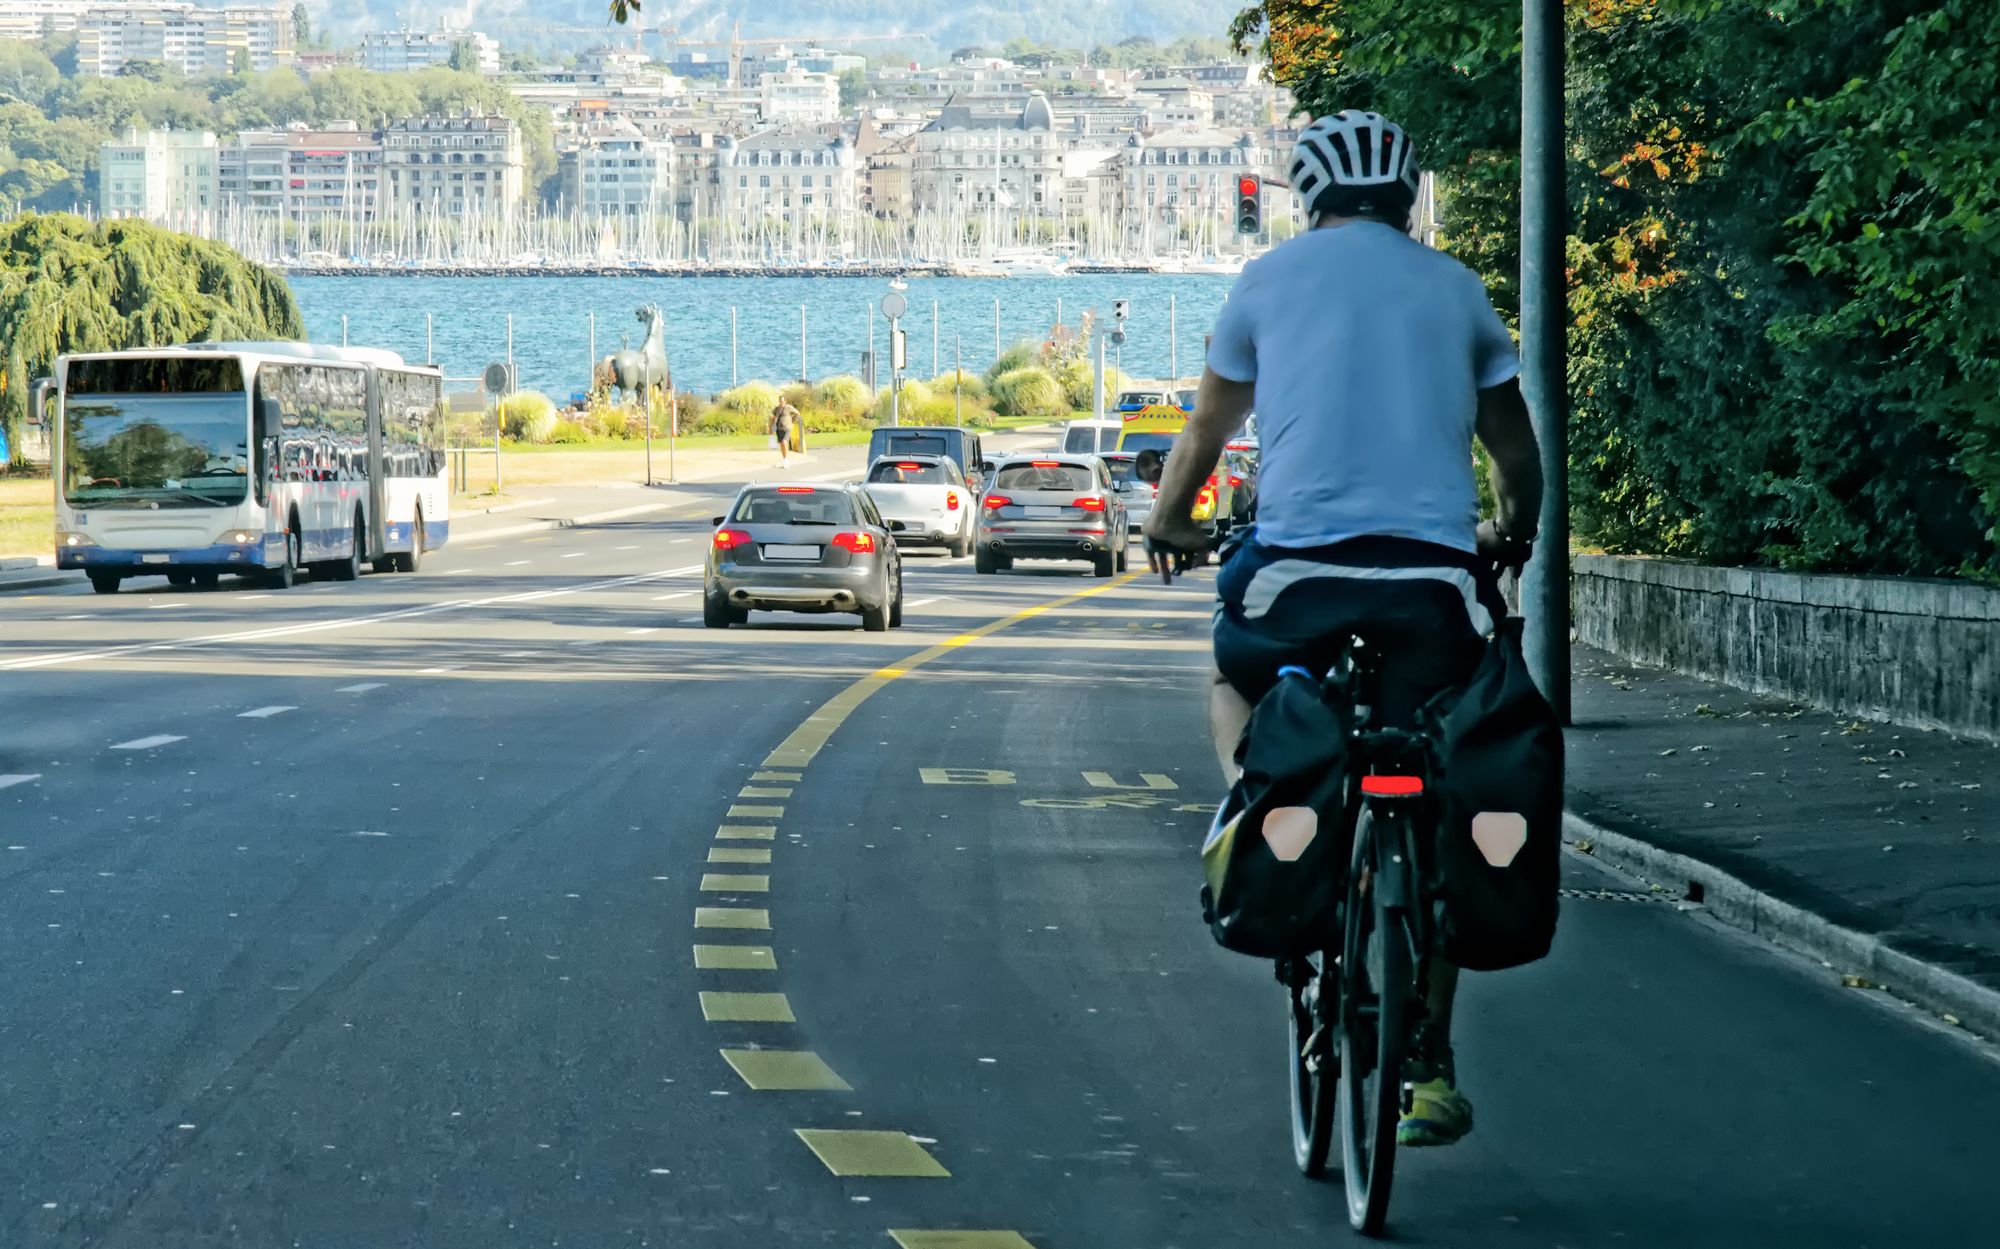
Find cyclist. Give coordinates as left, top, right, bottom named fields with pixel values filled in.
left=1142, top=110, right=1544, bottom=1149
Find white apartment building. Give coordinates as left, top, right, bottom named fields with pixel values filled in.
left=217, top=122, right=382, bottom=223
left=760, top=69, right=838, bottom=127
left=0, top=0, right=93, bottom=41
left=78, top=4, right=293, bottom=78
left=911, top=92, right=1061, bottom=216
left=718, top=128, right=856, bottom=224
left=382, top=112, right=524, bottom=217
left=560, top=117, right=674, bottom=216
left=1123, top=127, right=1296, bottom=246
left=1134, top=78, right=1215, bottom=130
left=361, top=27, right=499, bottom=76
left=97, top=127, right=216, bottom=222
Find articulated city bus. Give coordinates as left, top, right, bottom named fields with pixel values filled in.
left=47, top=342, right=449, bottom=594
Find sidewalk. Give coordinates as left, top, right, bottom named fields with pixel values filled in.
left=1565, top=644, right=2000, bottom=1036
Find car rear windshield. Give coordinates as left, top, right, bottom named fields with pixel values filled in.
left=1118, top=432, right=1176, bottom=456
left=732, top=489, right=857, bottom=525
left=1063, top=426, right=1115, bottom=453
left=994, top=463, right=1093, bottom=492
left=1102, top=457, right=1143, bottom=486
left=878, top=433, right=950, bottom=458
left=868, top=460, right=950, bottom=485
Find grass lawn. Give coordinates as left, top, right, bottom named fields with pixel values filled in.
left=0, top=474, right=52, bottom=559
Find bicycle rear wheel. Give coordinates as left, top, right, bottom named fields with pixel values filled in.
left=1286, top=955, right=1336, bottom=1176
left=1338, top=810, right=1409, bottom=1236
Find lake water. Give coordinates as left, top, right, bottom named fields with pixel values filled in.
left=289, top=273, right=1238, bottom=400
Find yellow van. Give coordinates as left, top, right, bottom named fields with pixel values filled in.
left=1117, top=404, right=1232, bottom=540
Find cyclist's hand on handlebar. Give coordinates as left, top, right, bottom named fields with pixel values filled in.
left=1143, top=514, right=1212, bottom=570
left=1475, top=518, right=1534, bottom=573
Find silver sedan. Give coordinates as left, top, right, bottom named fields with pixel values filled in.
left=705, top=483, right=904, bottom=631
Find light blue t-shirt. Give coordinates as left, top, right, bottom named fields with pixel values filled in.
left=1207, top=222, right=1520, bottom=554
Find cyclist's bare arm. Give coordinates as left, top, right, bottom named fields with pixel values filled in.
left=1474, top=378, right=1543, bottom=559
left=1145, top=367, right=1255, bottom=556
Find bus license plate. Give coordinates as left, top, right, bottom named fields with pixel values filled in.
left=140, top=554, right=169, bottom=564
left=763, top=544, right=820, bottom=561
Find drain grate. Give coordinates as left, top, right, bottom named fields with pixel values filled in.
left=1559, top=886, right=1683, bottom=904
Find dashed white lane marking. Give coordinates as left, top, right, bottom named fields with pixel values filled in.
left=145, top=602, right=187, bottom=610
left=61, top=614, right=94, bottom=620
left=0, top=566, right=706, bottom=672
left=561, top=552, right=588, bottom=559
left=111, top=735, right=185, bottom=751
left=905, top=598, right=939, bottom=607
left=337, top=682, right=384, bottom=693
left=505, top=560, right=531, bottom=567
left=678, top=616, right=703, bottom=625
left=442, top=568, right=472, bottom=575
left=237, top=706, right=296, bottom=719
left=615, top=545, right=639, bottom=551
left=417, top=666, right=460, bottom=674
left=653, top=592, right=693, bottom=601
left=353, top=830, right=389, bottom=837
left=240, top=594, right=272, bottom=600
left=627, top=627, right=659, bottom=635
left=0, top=774, right=41, bottom=790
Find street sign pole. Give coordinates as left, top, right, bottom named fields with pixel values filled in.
left=643, top=356, right=653, bottom=487
left=1520, top=0, right=1571, bottom=722
left=881, top=288, right=908, bottom=428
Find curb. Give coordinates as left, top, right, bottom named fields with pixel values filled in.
left=1563, top=811, right=2000, bottom=1043
left=0, top=571, right=79, bottom=593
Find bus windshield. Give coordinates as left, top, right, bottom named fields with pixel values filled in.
left=64, top=392, right=251, bottom=508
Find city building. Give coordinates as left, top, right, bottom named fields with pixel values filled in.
left=215, top=123, right=384, bottom=225
left=1133, top=77, right=1215, bottom=130
left=911, top=92, right=1061, bottom=216
left=0, top=0, right=93, bottom=41
left=760, top=68, right=839, bottom=127
left=559, top=116, right=674, bottom=217
left=666, top=128, right=732, bottom=223
left=78, top=4, right=294, bottom=78
left=97, top=127, right=217, bottom=222
left=1123, top=126, right=1295, bottom=248
left=382, top=112, right=524, bottom=217
left=718, top=128, right=856, bottom=223
left=361, top=26, right=500, bottom=76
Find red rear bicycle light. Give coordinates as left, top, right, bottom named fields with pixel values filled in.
left=1075, top=496, right=1106, bottom=511
left=945, top=491, right=961, bottom=510
left=1361, top=775, right=1425, bottom=797
left=712, top=528, right=752, bottom=550
left=777, top=486, right=814, bottom=494
left=830, top=531, right=876, bottom=554
left=982, top=494, right=1012, bottom=510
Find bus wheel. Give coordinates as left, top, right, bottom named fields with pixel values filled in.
left=265, top=521, right=300, bottom=590
left=88, top=572, right=122, bottom=595
left=392, top=508, right=424, bottom=574
left=330, top=511, right=363, bottom=581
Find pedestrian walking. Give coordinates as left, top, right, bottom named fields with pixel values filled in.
left=770, top=396, right=800, bottom=468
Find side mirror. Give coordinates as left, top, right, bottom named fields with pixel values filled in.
left=887, top=519, right=908, bottom=532
left=29, top=377, right=52, bottom=428
left=254, top=396, right=282, bottom=442
left=710, top=515, right=726, bottom=527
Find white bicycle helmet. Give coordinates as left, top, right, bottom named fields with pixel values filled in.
left=1289, top=111, right=1421, bottom=219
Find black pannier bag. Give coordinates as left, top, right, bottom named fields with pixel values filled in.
left=1200, top=668, right=1355, bottom=958
left=1420, top=616, right=1565, bottom=971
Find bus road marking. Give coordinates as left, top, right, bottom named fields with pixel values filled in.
left=111, top=735, right=185, bottom=751
left=237, top=706, right=295, bottom=719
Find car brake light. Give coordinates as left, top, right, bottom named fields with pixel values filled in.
left=1229, top=475, right=1244, bottom=487
left=945, top=491, right=960, bottom=511
left=983, top=494, right=1012, bottom=510
left=713, top=528, right=752, bottom=550
left=831, top=531, right=876, bottom=553
left=777, top=486, right=814, bottom=494
left=1075, top=496, right=1106, bottom=511
left=1361, top=775, right=1424, bottom=797
left=1031, top=460, right=1064, bottom=468
left=894, top=462, right=924, bottom=470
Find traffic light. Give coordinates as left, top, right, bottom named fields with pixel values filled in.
left=1235, top=174, right=1262, bottom=237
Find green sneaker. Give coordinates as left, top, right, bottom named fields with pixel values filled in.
left=1397, top=1077, right=1474, bottom=1147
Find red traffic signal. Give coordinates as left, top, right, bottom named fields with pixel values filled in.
left=1238, top=175, right=1260, bottom=198
left=1235, top=174, right=1262, bottom=236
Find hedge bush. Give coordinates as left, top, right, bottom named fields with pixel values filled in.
left=813, top=374, right=872, bottom=421
left=984, top=340, right=1039, bottom=386
left=498, top=392, right=557, bottom=444
left=929, top=370, right=988, bottom=404
left=548, top=418, right=592, bottom=445
left=714, top=381, right=781, bottom=417
left=872, top=379, right=933, bottom=424
left=990, top=366, right=1067, bottom=420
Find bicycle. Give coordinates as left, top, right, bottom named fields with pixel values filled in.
left=1278, top=635, right=1447, bottom=1238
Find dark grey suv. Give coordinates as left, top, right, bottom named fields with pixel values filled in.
left=705, top=482, right=904, bottom=631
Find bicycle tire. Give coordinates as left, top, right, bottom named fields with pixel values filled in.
left=1286, top=956, right=1337, bottom=1177
left=1339, top=809, right=1409, bottom=1237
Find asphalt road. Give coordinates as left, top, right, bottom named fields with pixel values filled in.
left=3, top=508, right=1997, bottom=1249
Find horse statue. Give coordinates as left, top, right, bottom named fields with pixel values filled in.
left=598, top=305, right=670, bottom=407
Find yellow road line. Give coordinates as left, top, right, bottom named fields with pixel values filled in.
left=699, top=991, right=796, bottom=1022
left=738, top=786, right=794, bottom=798
left=889, top=1233, right=1038, bottom=1249
left=694, top=906, right=770, bottom=930
left=693, top=944, right=777, bottom=970
left=716, top=825, right=776, bottom=841
left=700, top=873, right=770, bottom=893
left=761, top=573, right=1138, bottom=770
left=752, top=770, right=802, bottom=782
left=728, top=804, right=785, bottom=818
left=721, top=1049, right=852, bottom=1091
left=794, top=1129, right=950, bottom=1178
left=708, top=846, right=772, bottom=864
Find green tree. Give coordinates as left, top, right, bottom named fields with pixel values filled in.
left=1, top=340, right=25, bottom=468
left=837, top=66, right=867, bottom=108
left=117, top=58, right=170, bottom=83
left=0, top=41, right=59, bottom=107
left=291, top=2, right=310, bottom=48
left=231, top=47, right=251, bottom=75
left=447, top=40, right=482, bottom=74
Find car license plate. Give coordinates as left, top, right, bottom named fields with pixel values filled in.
left=763, top=544, right=821, bottom=560
left=1025, top=506, right=1063, bottom=519
left=140, top=554, right=169, bottom=564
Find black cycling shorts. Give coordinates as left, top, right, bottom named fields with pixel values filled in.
left=1212, top=535, right=1506, bottom=729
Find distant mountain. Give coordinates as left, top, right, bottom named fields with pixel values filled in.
left=297, top=0, right=1233, bottom=54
